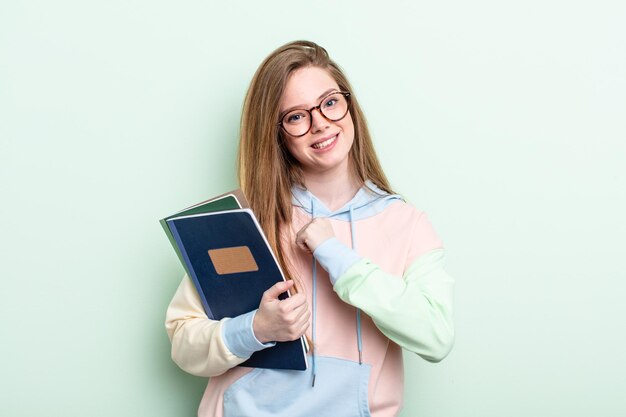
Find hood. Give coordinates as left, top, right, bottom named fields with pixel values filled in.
left=291, top=180, right=403, bottom=221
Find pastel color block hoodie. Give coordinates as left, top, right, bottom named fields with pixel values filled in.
left=165, top=181, right=455, bottom=417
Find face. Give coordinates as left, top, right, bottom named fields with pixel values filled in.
left=278, top=66, right=355, bottom=177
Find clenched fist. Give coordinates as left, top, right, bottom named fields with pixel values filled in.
left=295, top=217, right=335, bottom=253
left=253, top=280, right=310, bottom=343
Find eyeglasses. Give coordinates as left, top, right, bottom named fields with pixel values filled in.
left=278, top=91, right=351, bottom=137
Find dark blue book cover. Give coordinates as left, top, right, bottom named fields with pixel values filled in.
left=167, top=209, right=307, bottom=371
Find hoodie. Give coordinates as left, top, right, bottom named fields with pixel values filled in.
left=165, top=180, right=455, bottom=417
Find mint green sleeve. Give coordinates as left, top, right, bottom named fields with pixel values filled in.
left=332, top=248, right=455, bottom=362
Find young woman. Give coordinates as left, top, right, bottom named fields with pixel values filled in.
left=166, top=40, right=455, bottom=417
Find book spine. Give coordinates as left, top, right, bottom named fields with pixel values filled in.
left=167, top=219, right=216, bottom=320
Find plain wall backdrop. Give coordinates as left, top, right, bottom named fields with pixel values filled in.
left=1, top=1, right=625, bottom=416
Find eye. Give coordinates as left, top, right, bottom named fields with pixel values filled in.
left=323, top=98, right=338, bottom=108
left=286, top=111, right=307, bottom=124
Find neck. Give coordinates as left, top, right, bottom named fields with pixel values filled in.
left=301, top=164, right=362, bottom=212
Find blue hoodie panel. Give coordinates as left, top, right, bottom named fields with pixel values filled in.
left=291, top=180, right=403, bottom=222
left=223, top=356, right=372, bottom=417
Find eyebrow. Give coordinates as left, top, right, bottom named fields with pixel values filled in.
left=280, top=88, right=338, bottom=116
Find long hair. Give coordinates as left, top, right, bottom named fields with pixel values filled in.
left=238, top=40, right=393, bottom=292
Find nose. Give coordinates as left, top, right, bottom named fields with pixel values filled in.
left=310, top=108, right=330, bottom=133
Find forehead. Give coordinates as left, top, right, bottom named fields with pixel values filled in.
left=280, top=67, right=339, bottom=110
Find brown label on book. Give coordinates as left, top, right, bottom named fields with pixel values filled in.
left=208, top=246, right=259, bottom=275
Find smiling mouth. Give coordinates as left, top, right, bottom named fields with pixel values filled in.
left=311, top=134, right=338, bottom=149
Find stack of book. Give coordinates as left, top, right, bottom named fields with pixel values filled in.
left=160, top=190, right=308, bottom=371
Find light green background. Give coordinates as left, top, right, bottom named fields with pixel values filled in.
left=1, top=1, right=625, bottom=416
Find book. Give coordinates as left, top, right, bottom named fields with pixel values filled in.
left=159, top=190, right=248, bottom=278
left=160, top=190, right=308, bottom=371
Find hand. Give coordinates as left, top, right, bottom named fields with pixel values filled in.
left=253, top=280, right=310, bottom=343
left=295, top=217, right=335, bottom=253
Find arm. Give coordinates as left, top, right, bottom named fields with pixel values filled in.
left=332, top=248, right=454, bottom=362
left=165, top=275, right=274, bottom=377
left=312, top=212, right=455, bottom=362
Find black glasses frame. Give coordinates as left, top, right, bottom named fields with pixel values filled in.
left=278, top=91, right=352, bottom=137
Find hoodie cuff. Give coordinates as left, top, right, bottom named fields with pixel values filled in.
left=313, top=237, right=362, bottom=285
left=221, top=310, right=276, bottom=359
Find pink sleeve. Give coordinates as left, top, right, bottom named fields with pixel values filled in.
left=405, top=210, right=444, bottom=269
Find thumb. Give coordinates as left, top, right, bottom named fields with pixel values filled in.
left=263, top=279, right=294, bottom=301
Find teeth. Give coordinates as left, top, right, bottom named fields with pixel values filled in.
left=312, top=135, right=337, bottom=149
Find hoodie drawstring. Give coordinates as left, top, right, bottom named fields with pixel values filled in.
left=349, top=205, right=364, bottom=365
left=310, top=202, right=363, bottom=387
left=311, top=200, right=317, bottom=387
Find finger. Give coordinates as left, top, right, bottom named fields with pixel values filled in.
left=295, top=319, right=310, bottom=338
left=295, top=228, right=307, bottom=244
left=280, top=294, right=307, bottom=314
left=295, top=223, right=307, bottom=239
left=288, top=306, right=310, bottom=329
left=280, top=293, right=307, bottom=311
left=295, top=219, right=315, bottom=241
left=263, top=280, right=294, bottom=301
left=292, top=302, right=310, bottom=324
left=282, top=301, right=307, bottom=321
left=300, top=316, right=311, bottom=331
left=295, top=235, right=311, bottom=253
left=287, top=315, right=309, bottom=339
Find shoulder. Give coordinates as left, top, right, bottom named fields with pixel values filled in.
left=378, top=198, right=443, bottom=245
left=375, top=198, right=425, bottom=224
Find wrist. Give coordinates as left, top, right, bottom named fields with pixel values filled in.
left=221, top=310, right=275, bottom=359
left=313, top=237, right=362, bottom=285
left=252, top=310, right=270, bottom=344
left=309, top=235, right=332, bottom=252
